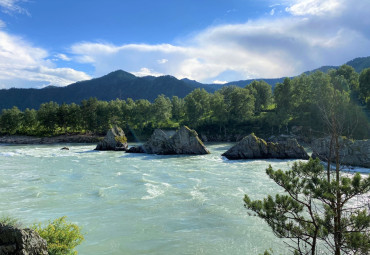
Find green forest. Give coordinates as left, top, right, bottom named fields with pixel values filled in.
left=0, top=65, right=369, bottom=141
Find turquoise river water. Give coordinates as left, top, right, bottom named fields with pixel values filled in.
left=0, top=143, right=368, bottom=254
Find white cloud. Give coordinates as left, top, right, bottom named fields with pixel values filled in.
left=286, top=0, right=343, bottom=16
left=0, top=0, right=29, bottom=15
left=0, top=30, right=90, bottom=88
left=213, top=80, right=228, bottom=84
left=132, top=67, right=164, bottom=77
left=157, top=58, right=168, bottom=64
left=270, top=8, right=275, bottom=16
left=69, top=0, right=369, bottom=83
left=54, top=53, right=71, bottom=61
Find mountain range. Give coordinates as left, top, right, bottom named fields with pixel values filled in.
left=0, top=56, right=369, bottom=111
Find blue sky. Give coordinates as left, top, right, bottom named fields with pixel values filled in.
left=0, top=0, right=369, bottom=88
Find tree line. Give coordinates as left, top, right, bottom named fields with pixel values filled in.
left=0, top=65, right=369, bottom=140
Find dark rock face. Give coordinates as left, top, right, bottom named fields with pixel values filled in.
left=141, top=129, right=172, bottom=154
left=311, top=137, right=370, bottom=168
left=126, top=146, right=145, bottom=153
left=0, top=224, right=48, bottom=255
left=95, top=126, right=128, bottom=151
left=127, top=126, right=210, bottom=155
left=222, top=133, right=309, bottom=160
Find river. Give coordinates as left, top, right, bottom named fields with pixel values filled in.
left=1, top=143, right=367, bottom=254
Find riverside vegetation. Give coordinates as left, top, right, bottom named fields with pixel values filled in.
left=0, top=215, right=83, bottom=255
left=0, top=65, right=369, bottom=141
left=245, top=74, right=370, bottom=255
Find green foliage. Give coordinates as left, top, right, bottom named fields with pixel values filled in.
left=331, top=65, right=359, bottom=92
left=246, top=80, right=272, bottom=113
left=184, top=88, right=211, bottom=125
left=0, top=106, right=22, bottom=134
left=37, top=101, right=59, bottom=133
left=171, top=96, right=185, bottom=122
left=359, top=68, right=370, bottom=102
left=0, top=215, right=21, bottom=228
left=32, top=216, right=84, bottom=255
left=245, top=158, right=370, bottom=254
left=115, top=135, right=127, bottom=144
left=153, top=94, right=172, bottom=126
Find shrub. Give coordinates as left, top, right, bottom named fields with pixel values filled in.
left=0, top=214, right=21, bottom=228
left=32, top=216, right=84, bottom=255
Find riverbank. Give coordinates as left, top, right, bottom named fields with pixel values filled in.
left=0, top=134, right=102, bottom=144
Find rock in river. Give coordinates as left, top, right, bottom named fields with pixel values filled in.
left=222, top=133, right=309, bottom=160
left=127, top=126, right=210, bottom=155
left=311, top=136, right=370, bottom=168
left=0, top=223, right=48, bottom=255
left=95, top=126, right=128, bottom=151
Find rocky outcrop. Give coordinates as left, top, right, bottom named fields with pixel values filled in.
left=0, top=224, right=48, bottom=255
left=95, top=126, right=128, bottom=151
left=127, top=126, right=210, bottom=155
left=126, top=146, right=145, bottom=153
left=222, top=133, right=309, bottom=160
left=311, top=137, right=370, bottom=168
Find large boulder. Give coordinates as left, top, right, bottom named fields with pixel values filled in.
left=169, top=126, right=210, bottom=154
left=222, top=133, right=309, bottom=160
left=127, top=126, right=210, bottom=155
left=311, top=137, right=370, bottom=168
left=0, top=224, right=48, bottom=255
left=95, top=126, right=128, bottom=151
left=141, top=129, right=172, bottom=154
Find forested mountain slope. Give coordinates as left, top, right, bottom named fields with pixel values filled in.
left=0, top=56, right=369, bottom=111
left=0, top=71, right=211, bottom=111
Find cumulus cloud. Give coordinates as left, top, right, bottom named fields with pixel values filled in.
left=132, top=67, right=164, bottom=77
left=70, top=0, right=370, bottom=83
left=0, top=31, right=90, bottom=88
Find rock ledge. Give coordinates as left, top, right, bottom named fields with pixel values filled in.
left=127, top=126, right=210, bottom=155
left=222, top=133, right=309, bottom=160
left=311, top=137, right=370, bottom=168
left=0, top=224, right=48, bottom=255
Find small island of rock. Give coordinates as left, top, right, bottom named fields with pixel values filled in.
left=311, top=136, right=370, bottom=168
left=95, top=126, right=128, bottom=151
left=127, top=126, right=210, bottom=155
left=222, top=133, right=309, bottom=160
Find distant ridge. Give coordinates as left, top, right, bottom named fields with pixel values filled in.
left=0, top=70, right=209, bottom=110
left=0, top=56, right=369, bottom=111
left=305, top=56, right=370, bottom=74
left=218, top=56, right=370, bottom=89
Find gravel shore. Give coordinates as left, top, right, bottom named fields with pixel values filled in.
left=0, top=134, right=102, bottom=144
